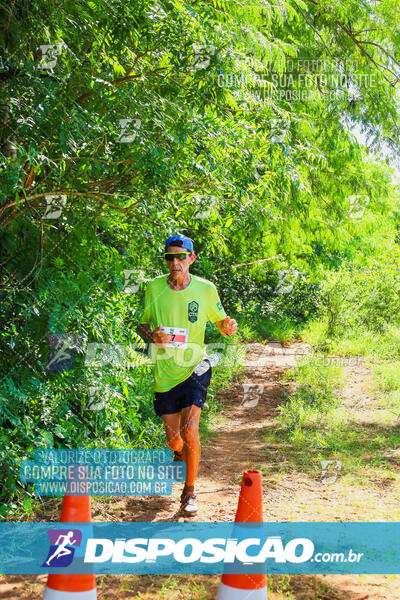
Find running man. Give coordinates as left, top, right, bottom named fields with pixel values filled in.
left=45, top=531, right=77, bottom=566
left=138, top=234, right=237, bottom=516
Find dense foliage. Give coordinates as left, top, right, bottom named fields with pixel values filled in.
left=1, top=0, right=399, bottom=515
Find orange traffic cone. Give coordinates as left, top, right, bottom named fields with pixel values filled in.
left=217, top=470, right=268, bottom=599
left=43, top=496, right=97, bottom=599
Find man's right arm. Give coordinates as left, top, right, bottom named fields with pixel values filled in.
left=138, top=323, right=172, bottom=346
left=137, top=323, right=154, bottom=344
left=139, top=283, right=172, bottom=346
left=138, top=282, right=155, bottom=343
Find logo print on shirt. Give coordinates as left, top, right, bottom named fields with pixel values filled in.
left=216, top=301, right=223, bottom=311
left=188, top=301, right=199, bottom=323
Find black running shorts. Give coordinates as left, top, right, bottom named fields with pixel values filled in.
left=154, top=367, right=212, bottom=416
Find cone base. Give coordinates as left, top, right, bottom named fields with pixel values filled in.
left=217, top=582, right=268, bottom=599
left=44, top=587, right=97, bottom=599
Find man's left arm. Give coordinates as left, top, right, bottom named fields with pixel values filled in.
left=216, top=316, right=238, bottom=337
left=206, top=283, right=238, bottom=337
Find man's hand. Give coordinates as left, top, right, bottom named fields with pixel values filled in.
left=137, top=323, right=172, bottom=346
left=152, top=324, right=173, bottom=347
left=217, top=316, right=238, bottom=337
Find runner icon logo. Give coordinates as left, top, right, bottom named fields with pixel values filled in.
left=240, top=383, right=264, bottom=408
left=42, top=529, right=82, bottom=567
left=188, top=301, right=199, bottom=323
left=320, top=460, right=342, bottom=484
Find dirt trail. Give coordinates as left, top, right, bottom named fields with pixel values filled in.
left=2, top=342, right=400, bottom=599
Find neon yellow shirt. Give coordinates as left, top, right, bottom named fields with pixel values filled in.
left=139, top=273, right=227, bottom=392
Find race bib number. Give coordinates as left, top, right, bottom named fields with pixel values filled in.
left=160, top=326, right=189, bottom=348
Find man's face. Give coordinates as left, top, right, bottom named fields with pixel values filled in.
left=165, top=245, right=195, bottom=277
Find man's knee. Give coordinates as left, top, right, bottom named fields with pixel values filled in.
left=182, top=425, right=199, bottom=446
left=165, top=433, right=183, bottom=452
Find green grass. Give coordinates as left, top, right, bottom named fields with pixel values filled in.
left=261, top=416, right=400, bottom=483
left=300, top=319, right=327, bottom=346
left=234, top=316, right=261, bottom=342
left=372, top=361, right=400, bottom=393
left=255, top=317, right=301, bottom=343
left=268, top=574, right=296, bottom=600
left=160, top=574, right=207, bottom=597
left=371, top=360, right=400, bottom=419
left=95, top=572, right=368, bottom=599
left=277, top=354, right=344, bottom=432
left=302, top=319, right=400, bottom=360
left=257, top=354, right=347, bottom=480
left=97, top=574, right=217, bottom=599
left=235, top=315, right=303, bottom=343
left=259, top=350, right=400, bottom=488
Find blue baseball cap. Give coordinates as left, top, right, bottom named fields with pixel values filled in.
left=164, top=234, right=194, bottom=253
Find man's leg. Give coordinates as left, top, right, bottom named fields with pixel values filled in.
left=180, top=404, right=202, bottom=489
left=158, top=379, right=205, bottom=515
left=162, top=412, right=184, bottom=455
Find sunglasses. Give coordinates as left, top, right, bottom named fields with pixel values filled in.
left=164, top=252, right=191, bottom=261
